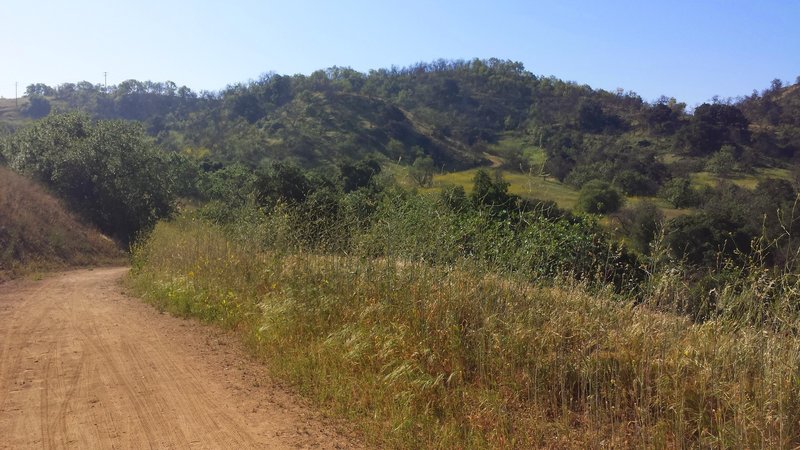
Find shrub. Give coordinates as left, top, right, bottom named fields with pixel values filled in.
left=658, top=177, right=699, bottom=208
left=576, top=179, right=623, bottom=214
left=3, top=113, right=177, bottom=243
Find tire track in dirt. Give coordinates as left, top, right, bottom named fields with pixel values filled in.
left=0, top=267, right=362, bottom=449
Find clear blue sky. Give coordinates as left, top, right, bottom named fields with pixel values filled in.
left=2, top=0, right=798, bottom=106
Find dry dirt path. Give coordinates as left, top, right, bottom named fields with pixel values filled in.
left=0, top=267, right=361, bottom=449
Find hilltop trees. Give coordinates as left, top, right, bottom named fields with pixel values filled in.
left=677, top=103, right=750, bottom=156
left=21, top=96, right=51, bottom=119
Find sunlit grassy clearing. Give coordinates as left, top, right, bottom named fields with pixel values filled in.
left=428, top=168, right=581, bottom=210
left=690, top=167, right=792, bottom=189
left=486, top=133, right=548, bottom=167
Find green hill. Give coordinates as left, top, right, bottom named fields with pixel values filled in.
left=5, top=61, right=800, bottom=253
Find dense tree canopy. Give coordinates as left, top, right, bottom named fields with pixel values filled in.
left=2, top=113, right=178, bottom=243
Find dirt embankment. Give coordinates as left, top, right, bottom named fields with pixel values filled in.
left=0, top=267, right=361, bottom=449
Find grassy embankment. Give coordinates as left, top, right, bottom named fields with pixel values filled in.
left=130, top=216, right=800, bottom=449
left=0, top=98, right=30, bottom=129
left=0, top=166, right=124, bottom=280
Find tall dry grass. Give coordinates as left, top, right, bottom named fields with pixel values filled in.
left=131, top=217, right=800, bottom=448
left=0, top=166, right=123, bottom=279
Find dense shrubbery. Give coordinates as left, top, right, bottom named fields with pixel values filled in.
left=575, top=179, right=623, bottom=214
left=192, top=162, right=643, bottom=292
left=661, top=179, right=799, bottom=267
left=1, top=113, right=180, bottom=243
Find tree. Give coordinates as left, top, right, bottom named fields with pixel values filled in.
left=754, top=178, right=795, bottom=205
left=704, top=145, right=738, bottom=176
left=615, top=201, right=664, bottom=255
left=22, top=96, right=51, bottom=118
left=199, top=163, right=257, bottom=207
left=576, top=179, right=623, bottom=214
left=677, top=103, right=750, bottom=156
left=254, top=162, right=311, bottom=208
left=664, top=215, right=718, bottom=265
left=577, top=99, right=624, bottom=133
left=658, top=178, right=699, bottom=208
left=646, top=103, right=679, bottom=134
left=3, top=113, right=177, bottom=243
left=577, top=100, right=606, bottom=133
left=409, top=155, right=435, bottom=187
left=339, top=158, right=381, bottom=192
left=471, top=169, right=513, bottom=208
left=25, top=83, right=55, bottom=97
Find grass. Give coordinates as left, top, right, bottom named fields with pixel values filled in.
left=690, top=167, right=793, bottom=190
left=426, top=168, right=581, bottom=210
left=428, top=168, right=691, bottom=218
left=0, top=166, right=124, bottom=280
left=486, top=133, right=548, bottom=168
left=130, top=217, right=800, bottom=449
left=394, top=133, right=800, bottom=219
left=0, top=98, right=31, bottom=128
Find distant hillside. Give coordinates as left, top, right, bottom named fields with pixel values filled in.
left=6, top=60, right=800, bottom=206
left=4, top=60, right=658, bottom=170
left=0, top=166, right=124, bottom=280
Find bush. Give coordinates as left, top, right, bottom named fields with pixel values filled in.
left=658, top=177, right=699, bottom=208
left=576, top=179, right=623, bottom=214
left=3, top=113, right=177, bottom=243
left=614, top=200, right=664, bottom=255
left=22, top=96, right=51, bottom=119
left=614, top=169, right=659, bottom=196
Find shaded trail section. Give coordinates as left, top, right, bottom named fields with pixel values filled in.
left=0, top=267, right=359, bottom=449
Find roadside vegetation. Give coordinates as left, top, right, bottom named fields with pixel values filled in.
left=1, top=113, right=186, bottom=244
left=130, top=163, right=800, bottom=448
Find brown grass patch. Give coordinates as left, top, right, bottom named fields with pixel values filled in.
left=0, top=166, right=124, bottom=280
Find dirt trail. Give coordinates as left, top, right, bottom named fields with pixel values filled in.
left=0, top=267, right=360, bottom=449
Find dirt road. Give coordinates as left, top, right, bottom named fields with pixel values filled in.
left=0, top=267, right=360, bottom=449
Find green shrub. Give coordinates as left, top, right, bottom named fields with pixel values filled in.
left=576, top=179, right=623, bottom=214
left=3, top=113, right=177, bottom=243
left=658, top=177, right=699, bottom=208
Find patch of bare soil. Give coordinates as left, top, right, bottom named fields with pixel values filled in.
left=0, top=267, right=362, bottom=449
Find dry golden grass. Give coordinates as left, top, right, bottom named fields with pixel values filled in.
left=0, top=166, right=124, bottom=280
left=131, top=218, right=800, bottom=449
left=0, top=98, right=31, bottom=128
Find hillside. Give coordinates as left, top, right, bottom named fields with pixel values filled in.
left=11, top=61, right=799, bottom=193
left=5, top=62, right=800, bottom=268
left=5, top=61, right=660, bottom=169
left=0, top=166, right=124, bottom=280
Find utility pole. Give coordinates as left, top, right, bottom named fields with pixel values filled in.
left=104, top=72, right=107, bottom=92
left=15, top=82, right=18, bottom=108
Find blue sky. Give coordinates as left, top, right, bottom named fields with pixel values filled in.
left=2, top=0, right=798, bottom=106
